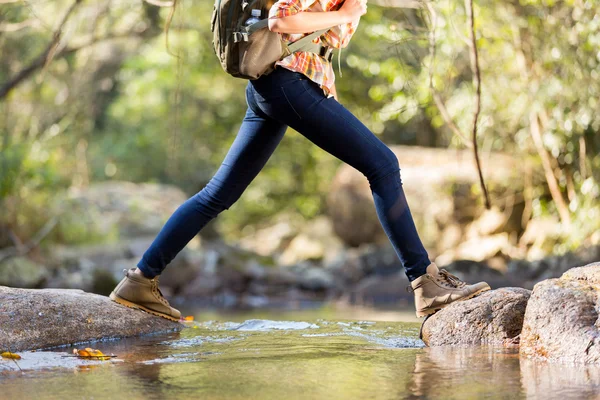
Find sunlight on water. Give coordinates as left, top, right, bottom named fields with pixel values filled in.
left=1, top=308, right=599, bottom=400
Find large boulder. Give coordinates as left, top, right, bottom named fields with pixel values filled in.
left=520, top=263, right=600, bottom=363
left=421, top=288, right=531, bottom=346
left=327, top=146, right=526, bottom=254
left=0, top=286, right=182, bottom=352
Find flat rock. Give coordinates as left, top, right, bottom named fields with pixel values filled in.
left=421, top=287, right=531, bottom=346
left=0, top=286, right=182, bottom=352
left=520, top=262, right=600, bottom=363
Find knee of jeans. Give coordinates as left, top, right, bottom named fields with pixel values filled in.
left=193, top=186, right=238, bottom=217
left=367, top=150, right=401, bottom=184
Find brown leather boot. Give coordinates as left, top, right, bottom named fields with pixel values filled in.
left=410, top=263, right=490, bottom=318
left=109, top=268, right=181, bottom=322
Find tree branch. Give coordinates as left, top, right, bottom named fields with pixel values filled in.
left=0, top=27, right=152, bottom=101
left=529, top=111, right=571, bottom=226
left=0, top=0, right=83, bottom=100
left=464, top=0, right=491, bottom=209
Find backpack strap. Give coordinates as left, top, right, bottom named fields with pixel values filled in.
left=243, top=20, right=331, bottom=56
left=286, top=28, right=329, bottom=53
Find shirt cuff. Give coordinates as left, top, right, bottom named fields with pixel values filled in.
left=269, top=2, right=302, bottom=18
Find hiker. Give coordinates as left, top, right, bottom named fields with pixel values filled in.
left=109, top=0, right=490, bottom=321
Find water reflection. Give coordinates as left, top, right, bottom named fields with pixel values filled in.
left=408, top=347, right=523, bottom=399
left=520, top=358, right=600, bottom=399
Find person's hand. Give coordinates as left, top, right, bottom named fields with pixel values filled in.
left=339, top=0, right=367, bottom=23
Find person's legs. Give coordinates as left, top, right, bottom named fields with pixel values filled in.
left=252, top=69, right=430, bottom=281
left=252, top=68, right=490, bottom=317
left=137, top=90, right=288, bottom=278
left=110, top=85, right=288, bottom=320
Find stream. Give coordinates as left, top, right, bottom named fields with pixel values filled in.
left=1, top=307, right=599, bottom=399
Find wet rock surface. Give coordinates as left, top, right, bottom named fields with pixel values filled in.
left=520, top=262, right=600, bottom=363
left=421, top=287, right=531, bottom=347
left=0, top=286, right=182, bottom=352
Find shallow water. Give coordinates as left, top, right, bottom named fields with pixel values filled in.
left=2, top=308, right=600, bottom=400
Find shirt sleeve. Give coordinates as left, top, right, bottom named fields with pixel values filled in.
left=269, top=0, right=319, bottom=18
left=324, top=19, right=359, bottom=49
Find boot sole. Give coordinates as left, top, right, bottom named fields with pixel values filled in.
left=416, top=286, right=491, bottom=318
left=109, top=292, right=180, bottom=322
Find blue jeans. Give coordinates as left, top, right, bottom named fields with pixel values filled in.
left=138, top=67, right=431, bottom=281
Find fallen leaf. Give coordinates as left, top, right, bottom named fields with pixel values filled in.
left=1, top=352, right=21, bottom=360
left=184, top=316, right=194, bottom=322
left=73, top=348, right=112, bottom=360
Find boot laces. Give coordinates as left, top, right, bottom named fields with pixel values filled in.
left=437, top=269, right=467, bottom=288
left=150, top=277, right=169, bottom=306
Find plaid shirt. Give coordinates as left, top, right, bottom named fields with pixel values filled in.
left=269, top=0, right=360, bottom=96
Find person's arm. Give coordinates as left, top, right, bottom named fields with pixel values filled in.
left=268, top=0, right=366, bottom=34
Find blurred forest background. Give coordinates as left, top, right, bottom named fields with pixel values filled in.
left=0, top=0, right=598, bottom=305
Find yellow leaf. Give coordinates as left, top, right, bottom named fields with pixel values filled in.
left=73, top=348, right=111, bottom=360
left=1, top=352, right=21, bottom=360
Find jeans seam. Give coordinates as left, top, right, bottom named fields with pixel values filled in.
left=281, top=86, right=302, bottom=120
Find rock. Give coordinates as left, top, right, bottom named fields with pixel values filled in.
left=297, top=266, right=336, bottom=291
left=0, top=257, right=48, bottom=288
left=239, top=217, right=297, bottom=256
left=154, top=248, right=205, bottom=294
left=519, top=263, right=600, bottom=363
left=506, top=246, right=600, bottom=289
left=465, top=207, right=516, bottom=238
left=181, top=273, right=223, bottom=297
left=439, top=233, right=513, bottom=263
left=421, top=288, right=531, bottom=347
left=0, top=286, right=182, bottom=352
left=279, top=233, right=326, bottom=265
left=348, top=272, right=412, bottom=306
left=263, top=268, right=298, bottom=286
left=518, top=217, right=562, bottom=258
left=267, top=217, right=345, bottom=266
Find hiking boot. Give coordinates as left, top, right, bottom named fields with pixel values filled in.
left=410, top=263, right=490, bottom=318
left=109, top=268, right=181, bottom=322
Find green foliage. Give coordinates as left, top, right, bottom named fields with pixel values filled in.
left=0, top=0, right=598, bottom=251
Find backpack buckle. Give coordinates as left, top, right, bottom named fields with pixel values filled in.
left=233, top=32, right=250, bottom=43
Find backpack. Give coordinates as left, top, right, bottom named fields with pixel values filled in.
left=211, top=0, right=331, bottom=80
